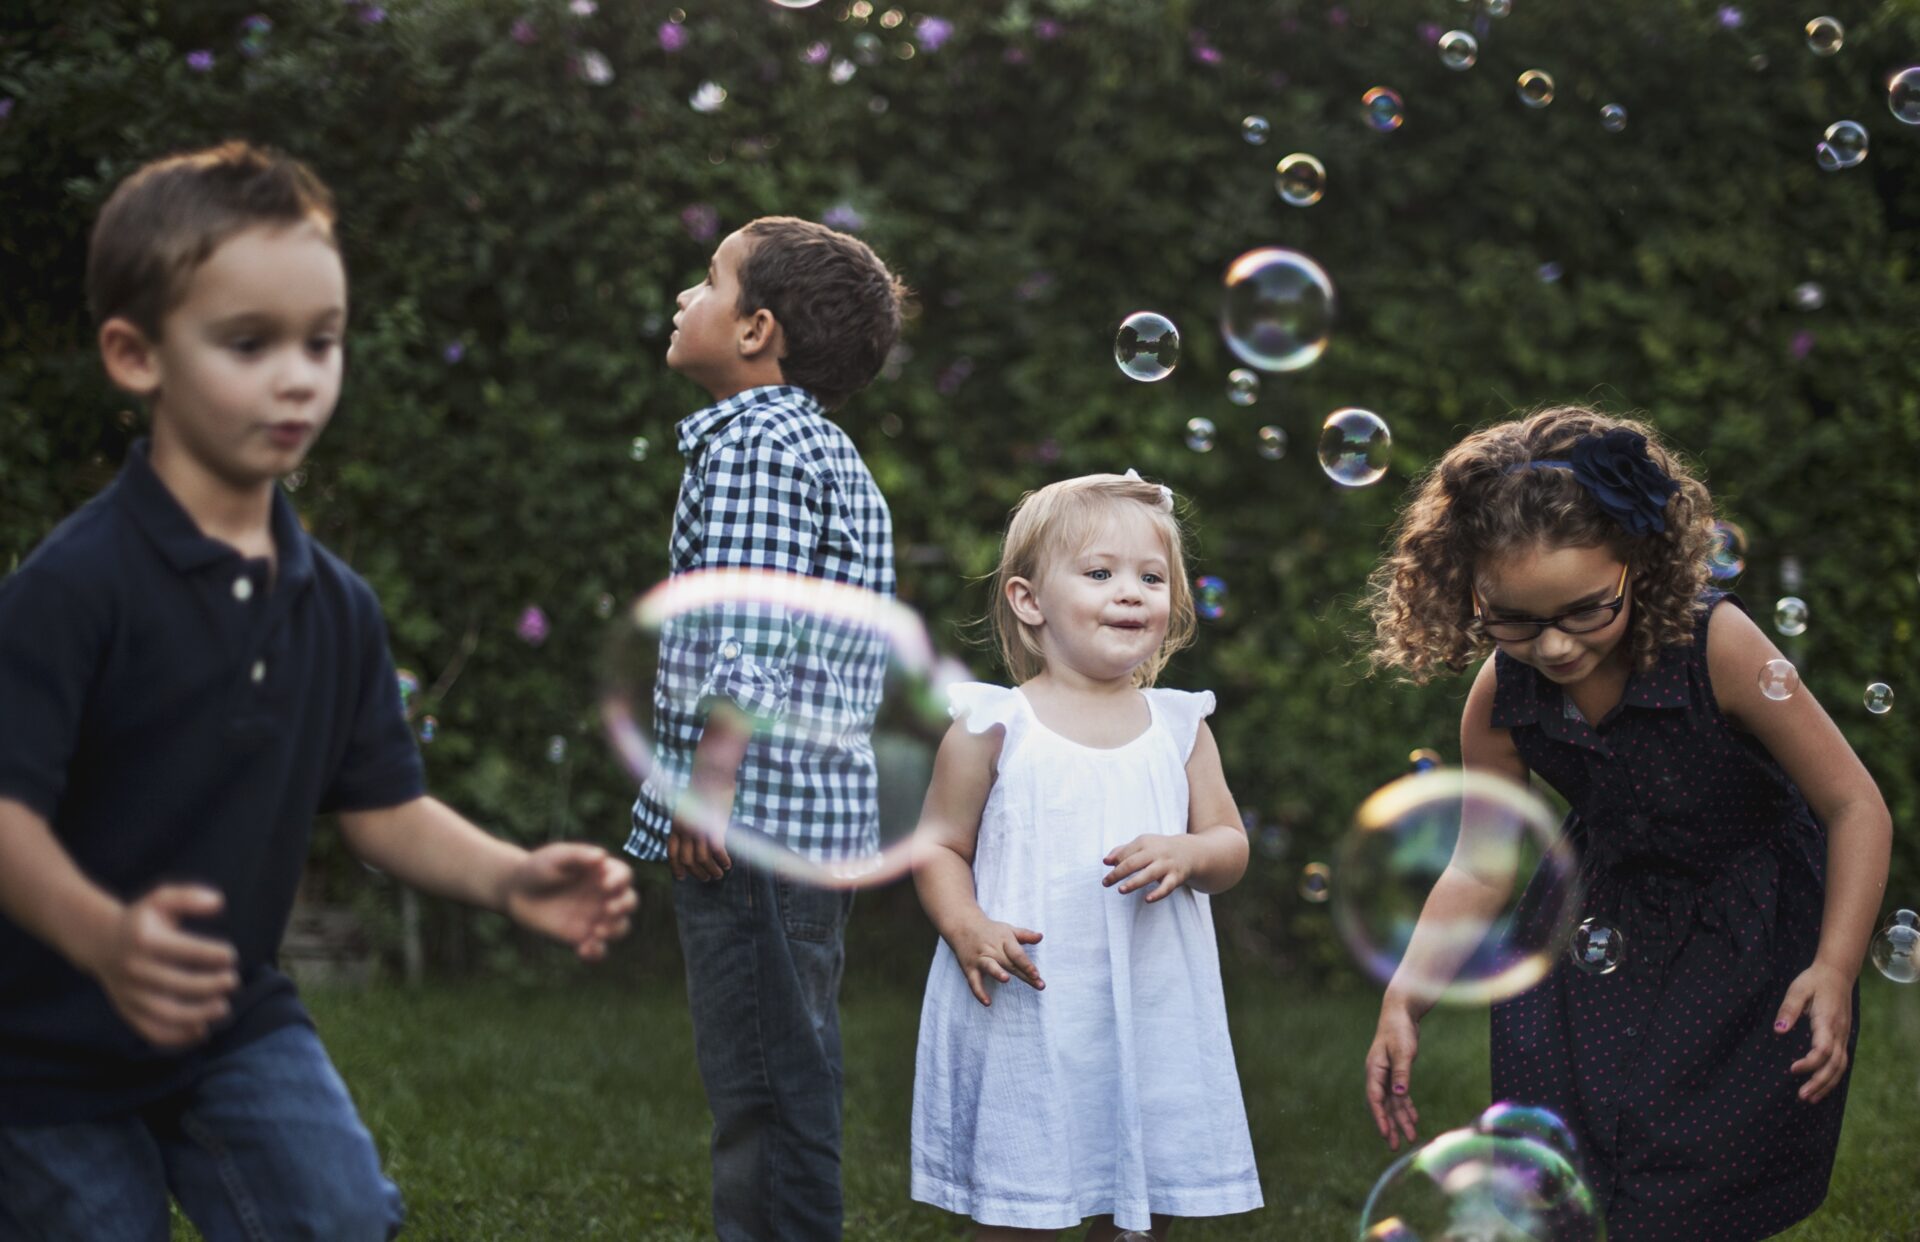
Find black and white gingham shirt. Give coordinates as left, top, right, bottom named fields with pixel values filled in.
left=626, top=386, right=896, bottom=864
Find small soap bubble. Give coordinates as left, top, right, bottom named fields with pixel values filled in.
left=1318, top=408, right=1392, bottom=487
left=1483, top=0, right=1512, bottom=16
left=1299, top=862, right=1332, bottom=903
left=1114, top=312, right=1181, bottom=382
left=1475, top=1102, right=1580, bottom=1164
left=418, top=715, right=439, bottom=744
left=830, top=57, right=856, bottom=84
left=690, top=80, right=728, bottom=112
left=1864, top=682, right=1894, bottom=714
left=1362, top=1126, right=1602, bottom=1242
left=1438, top=30, right=1478, bottom=70
left=1773, top=596, right=1808, bottom=637
left=1221, top=247, right=1336, bottom=372
left=1793, top=281, right=1826, bottom=310
left=1362, top=86, right=1405, bottom=132
left=1569, top=917, right=1625, bottom=974
left=1600, top=103, right=1628, bottom=132
left=1195, top=575, right=1229, bottom=620
left=1274, top=152, right=1327, bottom=207
left=1241, top=115, right=1270, bottom=145
left=1256, top=425, right=1287, bottom=460
left=1870, top=910, right=1920, bottom=983
left=595, top=593, right=616, bottom=619
left=1804, top=16, right=1843, bottom=56
left=1757, top=658, right=1800, bottom=701
left=396, top=668, right=422, bottom=716
left=629, top=436, right=651, bottom=462
left=1408, top=748, right=1444, bottom=773
left=546, top=735, right=568, bottom=764
left=1537, top=261, right=1564, bottom=284
left=1517, top=69, right=1555, bottom=108
left=1816, top=120, right=1867, bottom=170
left=1706, top=520, right=1747, bottom=579
left=1890, top=68, right=1920, bottom=125
left=1226, top=369, right=1261, bottom=405
left=1185, top=417, right=1217, bottom=453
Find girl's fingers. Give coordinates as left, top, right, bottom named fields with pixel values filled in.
left=1013, top=927, right=1044, bottom=945
left=963, top=964, right=989, bottom=1006
left=1144, top=872, right=1180, bottom=902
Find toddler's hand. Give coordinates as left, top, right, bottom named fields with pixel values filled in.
left=1775, top=960, right=1854, bottom=1103
left=946, top=917, right=1044, bottom=1007
left=1365, top=998, right=1422, bottom=1150
left=86, top=884, right=240, bottom=1051
left=1101, top=834, right=1197, bottom=902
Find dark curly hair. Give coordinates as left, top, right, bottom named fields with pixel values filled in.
left=1364, top=405, right=1716, bottom=684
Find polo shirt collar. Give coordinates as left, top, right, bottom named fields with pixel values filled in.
left=113, top=438, right=315, bottom=592
left=676, top=385, right=821, bottom=458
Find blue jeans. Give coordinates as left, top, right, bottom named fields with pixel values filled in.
left=674, top=864, right=853, bottom=1242
left=0, top=1023, right=402, bottom=1242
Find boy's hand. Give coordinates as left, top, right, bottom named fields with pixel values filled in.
left=1365, top=997, right=1423, bottom=1150
left=1776, top=960, right=1854, bottom=1103
left=667, top=819, right=732, bottom=883
left=1101, top=834, right=1199, bottom=902
left=87, top=884, right=240, bottom=1051
left=945, top=916, right=1044, bottom=1007
left=503, top=844, right=638, bottom=961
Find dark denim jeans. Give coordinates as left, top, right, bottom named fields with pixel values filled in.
left=674, top=863, right=854, bottom=1242
left=0, top=1023, right=402, bottom=1242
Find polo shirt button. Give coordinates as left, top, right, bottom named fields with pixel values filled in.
left=232, top=577, right=253, bottom=602
left=251, top=660, right=267, bottom=684
left=720, top=640, right=741, bottom=660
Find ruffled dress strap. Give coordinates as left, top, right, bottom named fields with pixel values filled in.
left=945, top=681, right=1029, bottom=766
left=1144, top=687, right=1216, bottom=760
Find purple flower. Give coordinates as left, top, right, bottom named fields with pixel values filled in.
left=516, top=605, right=551, bottom=646
left=358, top=6, right=386, bottom=24
left=511, top=18, right=537, bottom=44
left=1327, top=6, right=1350, bottom=28
left=1790, top=329, right=1816, bottom=360
left=1003, top=46, right=1027, bottom=64
left=1566, top=429, right=1680, bottom=536
left=803, top=41, right=829, bottom=65
left=186, top=49, right=215, bottom=72
left=442, top=340, right=465, bottom=364
left=1715, top=5, right=1743, bottom=28
left=1034, top=19, right=1061, bottom=40
left=0, top=99, right=14, bottom=122
left=1015, top=270, right=1054, bottom=301
left=1036, top=437, right=1061, bottom=464
left=681, top=203, right=719, bottom=243
left=658, top=21, right=687, bottom=52
left=821, top=202, right=866, bottom=232
left=915, top=16, right=953, bottom=53
left=1418, top=21, right=1443, bottom=44
left=570, top=0, right=597, bottom=14
left=1191, top=43, right=1222, bottom=65
left=935, top=357, right=975, bottom=396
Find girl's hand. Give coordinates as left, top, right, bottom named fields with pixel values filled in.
left=1775, top=960, right=1854, bottom=1103
left=1101, top=834, right=1198, bottom=901
left=1365, top=998, right=1423, bottom=1150
left=945, top=917, right=1044, bottom=1006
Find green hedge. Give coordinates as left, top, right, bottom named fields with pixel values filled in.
left=3, top=0, right=1915, bottom=978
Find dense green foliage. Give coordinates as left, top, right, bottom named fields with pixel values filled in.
left=4, top=0, right=1917, bottom=975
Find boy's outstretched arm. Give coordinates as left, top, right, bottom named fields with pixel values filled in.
left=337, top=797, right=637, bottom=961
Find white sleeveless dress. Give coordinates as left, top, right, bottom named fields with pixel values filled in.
left=909, top=682, right=1263, bottom=1231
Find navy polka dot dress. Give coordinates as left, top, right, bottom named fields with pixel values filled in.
left=1489, top=592, right=1856, bottom=1241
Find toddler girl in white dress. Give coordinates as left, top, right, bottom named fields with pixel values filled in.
left=910, top=471, right=1263, bottom=1240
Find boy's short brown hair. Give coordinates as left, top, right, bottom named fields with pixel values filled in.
left=87, top=141, right=338, bottom=339
left=735, top=217, right=908, bottom=411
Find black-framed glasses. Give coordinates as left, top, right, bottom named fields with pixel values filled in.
left=1472, top=563, right=1630, bottom=642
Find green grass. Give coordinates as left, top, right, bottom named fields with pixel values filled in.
left=173, top=969, right=1920, bottom=1240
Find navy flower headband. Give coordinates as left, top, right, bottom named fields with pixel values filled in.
left=1505, top=428, right=1681, bottom=536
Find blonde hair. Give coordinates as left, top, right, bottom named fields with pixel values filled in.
left=1364, top=404, right=1716, bottom=684
left=988, top=473, right=1196, bottom=687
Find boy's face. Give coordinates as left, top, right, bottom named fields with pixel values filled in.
left=113, top=219, right=346, bottom=488
left=667, top=229, right=755, bottom=385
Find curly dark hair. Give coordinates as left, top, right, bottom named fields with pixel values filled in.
left=1364, top=405, right=1716, bottom=684
left=735, top=216, right=909, bottom=411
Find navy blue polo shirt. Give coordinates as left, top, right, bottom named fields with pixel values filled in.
left=0, top=440, right=424, bottom=1124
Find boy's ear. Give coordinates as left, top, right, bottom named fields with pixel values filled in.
left=736, top=307, right=785, bottom=361
left=1005, top=576, right=1045, bottom=627
left=99, top=317, right=163, bottom=398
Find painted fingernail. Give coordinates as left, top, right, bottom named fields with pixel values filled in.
left=1775, top=1020, right=1789, bottom=1031
left=1393, top=1084, right=1407, bottom=1095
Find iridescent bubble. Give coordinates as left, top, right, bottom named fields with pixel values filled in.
left=1600, top=103, right=1628, bottom=132
left=1195, top=574, right=1229, bottom=620
left=1114, top=311, right=1180, bottom=382
left=690, top=80, right=728, bottom=112
left=1333, top=768, right=1581, bottom=1005
left=601, top=569, right=967, bottom=889
left=418, top=715, right=439, bottom=744
left=1475, top=1102, right=1581, bottom=1166
left=1408, top=748, right=1443, bottom=773
left=1363, top=86, right=1405, bottom=132
left=1483, top=0, right=1512, bottom=17
left=1864, top=682, right=1894, bottom=714
left=1569, top=918, right=1625, bottom=974
left=1256, top=425, right=1287, bottom=460
left=1299, top=862, right=1333, bottom=903
left=1773, top=596, right=1809, bottom=637
left=1517, top=69, right=1556, bottom=108
left=546, top=735, right=568, bottom=764
left=1870, top=910, right=1920, bottom=983
left=630, top=436, right=651, bottom=462
left=1241, top=114, right=1271, bottom=145
left=1706, top=521, right=1747, bottom=580
left=1361, top=1126, right=1602, bottom=1242
left=1804, top=16, right=1843, bottom=56
left=1438, top=30, right=1478, bottom=70
left=1221, top=247, right=1335, bottom=372
left=396, top=668, right=422, bottom=717
left=1318, top=408, right=1392, bottom=487
left=829, top=57, right=856, bottom=84
left=1274, top=152, right=1327, bottom=207
left=1793, top=281, right=1826, bottom=311
left=1890, top=67, right=1920, bottom=125
left=595, top=593, right=616, bottom=619
left=1536, top=261, right=1564, bottom=284
left=1185, top=417, right=1217, bottom=453
left=770, top=0, right=824, bottom=7
left=1758, top=658, right=1800, bottom=701
left=1226, top=368, right=1261, bottom=405
left=1816, top=119, right=1867, bottom=170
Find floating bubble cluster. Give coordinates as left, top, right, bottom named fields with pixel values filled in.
left=1870, top=910, right=1919, bottom=983
left=1363, top=86, right=1406, bottom=132
left=1222, top=248, right=1335, bottom=372
left=1257, top=425, right=1287, bottom=460
left=1195, top=575, right=1229, bottom=620
left=1226, top=368, right=1261, bottom=405
left=1706, top=521, right=1747, bottom=580
left=1438, top=30, right=1478, bottom=70
left=1114, top=311, right=1181, bottom=381
left=1569, top=918, right=1625, bottom=975
left=1817, top=119, right=1867, bottom=170
left=1804, top=16, right=1844, bottom=56
left=1757, top=658, right=1800, bottom=701
left=1864, top=682, right=1894, bottom=714
left=1242, top=114, right=1271, bottom=144
left=1318, top=408, right=1392, bottom=487
left=1185, top=417, right=1217, bottom=453
left=1773, top=596, right=1809, bottom=637
left=1360, top=1120, right=1604, bottom=1242
left=1333, top=767, right=1582, bottom=1005
left=1275, top=152, right=1328, bottom=207
left=1517, top=69, right=1555, bottom=108
left=1892, top=68, right=1920, bottom=124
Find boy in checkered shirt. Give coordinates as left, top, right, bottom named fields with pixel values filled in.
left=627, top=217, right=907, bottom=1240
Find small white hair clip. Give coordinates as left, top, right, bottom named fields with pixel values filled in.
left=1122, top=467, right=1176, bottom=513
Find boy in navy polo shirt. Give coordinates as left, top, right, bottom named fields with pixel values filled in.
left=0, top=142, right=637, bottom=1240
left=628, top=218, right=905, bottom=1240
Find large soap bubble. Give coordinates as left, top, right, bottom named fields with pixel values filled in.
left=1221, top=247, right=1335, bottom=372
left=1360, top=1125, right=1605, bottom=1241
left=1891, top=68, right=1920, bottom=124
left=601, top=569, right=966, bottom=890
left=1332, top=767, right=1583, bottom=1006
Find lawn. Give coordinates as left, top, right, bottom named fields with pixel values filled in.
left=167, top=960, right=1920, bottom=1241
